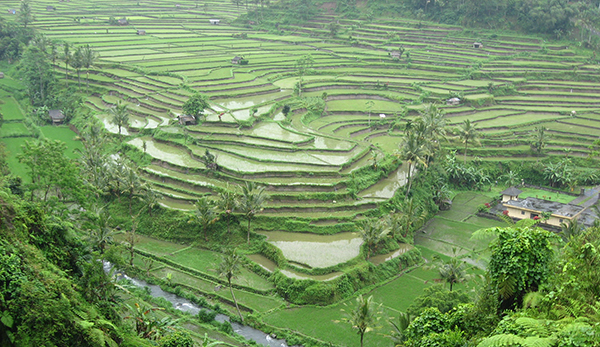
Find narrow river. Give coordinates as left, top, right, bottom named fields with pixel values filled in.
left=103, top=262, right=292, bottom=347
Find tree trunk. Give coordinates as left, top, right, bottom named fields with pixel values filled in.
left=247, top=217, right=251, bottom=244
left=360, top=332, right=364, bottom=347
left=229, top=281, right=244, bottom=322
left=464, top=142, right=468, bottom=164
left=405, top=162, right=413, bottom=198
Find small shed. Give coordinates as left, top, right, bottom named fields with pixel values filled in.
left=500, top=187, right=522, bottom=202
left=137, top=30, right=146, bottom=35
left=0, top=72, right=4, bottom=79
left=473, top=42, right=483, bottom=48
left=175, top=4, right=181, bottom=7
left=179, top=115, right=196, bottom=126
left=8, top=9, right=16, bottom=14
left=49, top=110, right=65, bottom=125
left=231, top=56, right=243, bottom=64
left=118, top=18, right=128, bottom=25
left=446, top=97, right=461, bottom=106
left=46, top=6, right=55, bottom=11
left=209, top=19, right=220, bottom=25
left=390, top=51, right=401, bottom=59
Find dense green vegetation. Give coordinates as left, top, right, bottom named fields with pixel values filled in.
left=1, top=0, right=600, bottom=346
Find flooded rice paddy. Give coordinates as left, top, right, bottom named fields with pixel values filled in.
left=258, top=231, right=362, bottom=268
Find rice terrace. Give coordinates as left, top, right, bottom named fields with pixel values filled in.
left=1, top=0, right=600, bottom=346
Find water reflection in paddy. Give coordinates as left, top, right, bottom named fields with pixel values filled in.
left=247, top=254, right=277, bottom=272
left=280, top=269, right=343, bottom=281
left=359, top=163, right=409, bottom=200
left=258, top=231, right=362, bottom=268
left=368, top=244, right=414, bottom=266
left=129, top=138, right=203, bottom=168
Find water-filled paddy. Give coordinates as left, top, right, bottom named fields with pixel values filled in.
left=258, top=231, right=362, bottom=268
left=359, top=163, right=410, bottom=200
left=129, top=138, right=203, bottom=168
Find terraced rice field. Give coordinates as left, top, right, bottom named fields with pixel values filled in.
left=4, top=0, right=600, bottom=280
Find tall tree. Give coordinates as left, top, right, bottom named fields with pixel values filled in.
left=81, top=44, right=97, bottom=92
left=120, top=164, right=145, bottom=215
left=485, top=225, right=555, bottom=311
left=218, top=249, right=244, bottom=322
left=86, top=205, right=116, bottom=254
left=530, top=126, right=548, bottom=155
left=217, top=185, right=238, bottom=235
left=17, top=139, right=81, bottom=203
left=399, top=131, right=428, bottom=197
left=239, top=182, right=267, bottom=244
left=182, top=93, right=209, bottom=120
left=456, top=119, right=480, bottom=164
left=340, top=295, right=381, bottom=347
left=428, top=250, right=472, bottom=291
left=18, top=0, right=33, bottom=30
left=18, top=45, right=55, bottom=106
left=71, top=46, right=84, bottom=88
left=109, top=101, right=129, bottom=135
left=62, top=42, right=71, bottom=83
left=359, top=219, right=389, bottom=259
left=192, top=197, right=218, bottom=241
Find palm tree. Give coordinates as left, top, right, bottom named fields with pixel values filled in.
left=71, top=46, right=84, bottom=88
left=457, top=119, right=480, bottom=164
left=87, top=205, right=116, bottom=254
left=399, top=131, right=428, bottom=197
left=428, top=250, right=472, bottom=291
left=501, top=170, right=520, bottom=187
left=81, top=44, right=97, bottom=92
left=420, top=103, right=447, bottom=157
left=110, top=101, right=129, bottom=135
left=531, top=126, right=548, bottom=155
left=341, top=295, right=381, bottom=347
left=141, top=188, right=162, bottom=217
left=218, top=248, right=244, bottom=322
left=62, top=42, right=71, bottom=83
left=239, top=182, right=268, bottom=244
left=192, top=197, right=218, bottom=241
left=359, top=219, right=389, bottom=259
left=217, top=185, right=238, bottom=235
left=120, top=164, right=145, bottom=215
left=560, top=219, right=583, bottom=243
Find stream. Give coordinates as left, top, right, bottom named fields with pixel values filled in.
left=103, top=262, right=291, bottom=347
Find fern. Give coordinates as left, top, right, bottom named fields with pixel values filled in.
left=522, top=336, right=556, bottom=347
left=478, top=334, right=525, bottom=347
left=514, top=317, right=550, bottom=337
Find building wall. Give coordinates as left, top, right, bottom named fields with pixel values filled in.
left=501, top=194, right=519, bottom=202
left=504, top=205, right=570, bottom=227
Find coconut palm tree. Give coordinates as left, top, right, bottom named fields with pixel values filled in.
left=359, top=219, right=390, bottom=259
left=531, top=126, right=548, bottom=155
left=341, top=295, right=381, bottom=347
left=192, top=197, right=218, bottom=241
left=109, top=101, right=129, bottom=135
left=399, top=131, right=428, bottom=197
left=62, top=42, right=71, bottom=83
left=428, top=250, right=472, bottom=291
left=501, top=170, right=520, bottom=187
left=120, top=164, right=145, bottom=215
left=457, top=119, right=480, bottom=164
left=87, top=205, right=116, bottom=254
left=239, top=182, right=267, bottom=244
left=71, top=46, right=84, bottom=88
left=141, top=188, right=162, bottom=217
left=420, top=103, right=447, bottom=158
left=81, top=44, right=97, bottom=92
left=218, top=248, right=244, bottom=322
left=217, top=185, right=238, bottom=235
left=560, top=219, right=583, bottom=243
